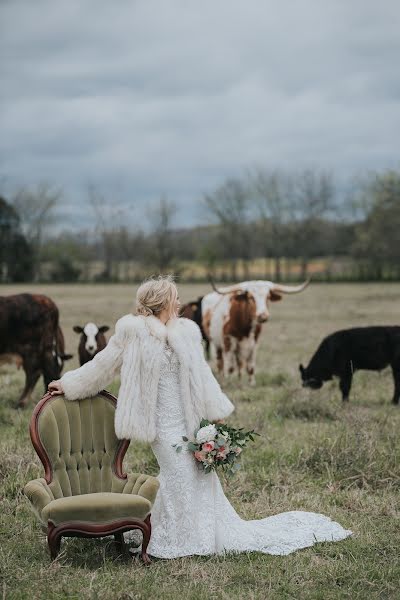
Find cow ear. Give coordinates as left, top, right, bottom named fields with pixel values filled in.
left=299, top=364, right=305, bottom=375
left=98, top=325, right=110, bottom=333
left=73, top=326, right=84, bottom=333
left=61, top=353, right=74, bottom=361
left=269, top=291, right=282, bottom=302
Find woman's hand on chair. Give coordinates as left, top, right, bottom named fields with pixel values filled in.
left=48, top=380, right=64, bottom=396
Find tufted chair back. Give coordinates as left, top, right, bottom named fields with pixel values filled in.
left=31, top=392, right=129, bottom=499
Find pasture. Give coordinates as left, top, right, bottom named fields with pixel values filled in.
left=1, top=282, right=399, bottom=600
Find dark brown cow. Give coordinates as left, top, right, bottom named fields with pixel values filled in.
left=202, top=280, right=309, bottom=385
left=0, top=294, right=73, bottom=407
left=73, top=322, right=109, bottom=365
left=179, top=297, right=210, bottom=358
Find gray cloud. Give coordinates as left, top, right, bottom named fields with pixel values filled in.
left=1, top=0, right=399, bottom=232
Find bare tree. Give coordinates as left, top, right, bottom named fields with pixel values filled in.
left=204, top=178, right=252, bottom=280
left=250, top=168, right=294, bottom=280
left=146, top=196, right=177, bottom=272
left=351, top=169, right=400, bottom=279
left=345, top=171, right=377, bottom=222
left=12, top=182, right=61, bottom=281
left=87, top=184, right=134, bottom=280
left=290, top=169, right=335, bottom=278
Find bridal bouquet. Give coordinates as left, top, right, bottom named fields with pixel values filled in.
left=173, top=418, right=259, bottom=475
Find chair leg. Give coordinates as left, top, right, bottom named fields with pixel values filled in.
left=114, top=532, right=126, bottom=554
left=47, top=523, right=61, bottom=560
left=141, top=515, right=152, bottom=565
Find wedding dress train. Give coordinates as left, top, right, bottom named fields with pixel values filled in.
left=126, top=342, right=352, bottom=558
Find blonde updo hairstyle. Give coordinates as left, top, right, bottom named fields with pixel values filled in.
left=135, top=274, right=178, bottom=321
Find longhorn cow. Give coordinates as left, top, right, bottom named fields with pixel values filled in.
left=202, top=280, right=309, bottom=385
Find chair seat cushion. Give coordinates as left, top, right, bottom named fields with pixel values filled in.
left=41, top=492, right=151, bottom=526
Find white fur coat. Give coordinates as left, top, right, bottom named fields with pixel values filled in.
left=60, top=314, right=235, bottom=443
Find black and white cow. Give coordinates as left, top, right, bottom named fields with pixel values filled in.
left=73, top=323, right=110, bottom=365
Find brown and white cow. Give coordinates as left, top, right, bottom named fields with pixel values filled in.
left=0, top=293, right=73, bottom=407
left=73, top=323, right=110, bottom=365
left=202, top=280, right=309, bottom=385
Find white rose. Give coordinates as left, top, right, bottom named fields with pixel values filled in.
left=196, top=424, right=217, bottom=444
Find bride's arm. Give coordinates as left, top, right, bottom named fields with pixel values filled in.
left=52, top=318, right=127, bottom=400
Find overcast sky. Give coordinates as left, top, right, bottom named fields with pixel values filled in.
left=1, top=0, right=399, bottom=232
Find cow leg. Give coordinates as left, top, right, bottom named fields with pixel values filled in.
left=235, top=345, right=243, bottom=380
left=16, top=360, right=42, bottom=408
left=390, top=363, right=400, bottom=405
left=205, top=338, right=211, bottom=361
left=237, top=337, right=257, bottom=386
left=339, top=372, right=352, bottom=402
left=223, top=336, right=237, bottom=378
left=41, top=350, right=61, bottom=388
left=216, top=346, right=224, bottom=377
left=246, top=361, right=256, bottom=386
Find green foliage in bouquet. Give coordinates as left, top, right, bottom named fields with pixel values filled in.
left=173, top=418, right=259, bottom=476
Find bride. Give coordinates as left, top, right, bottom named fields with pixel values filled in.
left=48, top=275, right=352, bottom=559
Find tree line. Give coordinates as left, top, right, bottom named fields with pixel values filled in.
left=1, top=167, right=399, bottom=283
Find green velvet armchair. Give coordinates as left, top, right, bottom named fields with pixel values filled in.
left=24, top=390, right=159, bottom=564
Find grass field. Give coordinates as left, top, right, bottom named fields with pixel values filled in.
left=1, top=282, right=399, bottom=600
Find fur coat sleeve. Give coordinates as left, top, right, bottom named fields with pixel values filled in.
left=182, top=319, right=235, bottom=422
left=59, top=315, right=129, bottom=400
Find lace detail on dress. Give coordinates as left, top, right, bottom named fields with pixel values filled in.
left=126, top=341, right=352, bottom=558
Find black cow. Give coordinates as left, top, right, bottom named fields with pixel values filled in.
left=180, top=297, right=210, bottom=359
left=300, top=326, right=400, bottom=404
left=73, top=322, right=109, bottom=365
left=0, top=293, right=73, bottom=407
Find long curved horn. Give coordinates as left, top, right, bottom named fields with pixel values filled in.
left=208, top=275, right=243, bottom=295
left=271, top=279, right=311, bottom=294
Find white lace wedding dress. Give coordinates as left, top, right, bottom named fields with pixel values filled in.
left=128, top=342, right=352, bottom=558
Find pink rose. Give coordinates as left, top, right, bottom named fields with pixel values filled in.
left=194, top=450, right=206, bottom=462
left=234, top=447, right=242, bottom=455
left=202, top=441, right=215, bottom=452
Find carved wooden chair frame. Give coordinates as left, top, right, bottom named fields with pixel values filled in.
left=29, top=390, right=152, bottom=564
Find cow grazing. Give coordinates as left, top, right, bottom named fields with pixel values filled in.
left=202, top=279, right=309, bottom=385
left=300, top=326, right=400, bottom=404
left=180, top=297, right=210, bottom=358
left=73, top=323, right=110, bottom=365
left=0, top=293, right=73, bottom=407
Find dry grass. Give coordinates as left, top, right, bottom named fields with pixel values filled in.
left=0, top=282, right=400, bottom=599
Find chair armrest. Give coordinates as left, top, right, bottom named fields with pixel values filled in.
left=135, top=476, right=160, bottom=506
left=120, top=473, right=160, bottom=506
left=24, top=478, right=55, bottom=522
